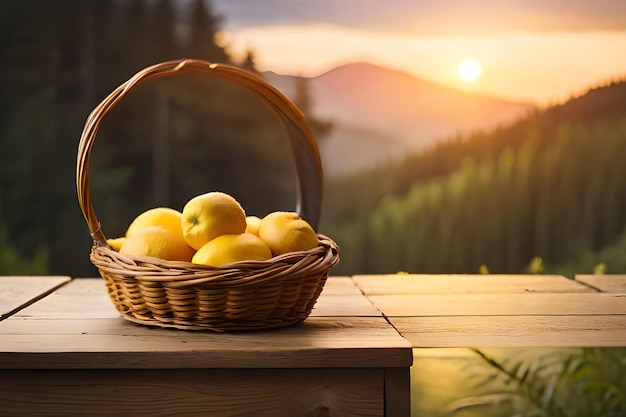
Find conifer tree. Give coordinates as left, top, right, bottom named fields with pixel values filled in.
left=185, top=0, right=229, bottom=62
left=292, top=76, right=334, bottom=140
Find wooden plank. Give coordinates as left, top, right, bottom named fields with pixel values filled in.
left=391, top=315, right=626, bottom=347
left=52, top=277, right=108, bottom=294
left=311, top=294, right=381, bottom=316
left=13, top=279, right=118, bottom=319
left=320, top=276, right=363, bottom=295
left=0, top=368, right=385, bottom=417
left=367, top=293, right=626, bottom=317
left=576, top=275, right=626, bottom=293
left=0, top=317, right=412, bottom=369
left=0, top=276, right=71, bottom=320
left=384, top=367, right=411, bottom=417
left=353, top=274, right=594, bottom=295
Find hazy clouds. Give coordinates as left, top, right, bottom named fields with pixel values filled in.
left=211, top=0, right=626, bottom=35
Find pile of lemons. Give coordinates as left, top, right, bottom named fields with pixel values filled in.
left=106, top=192, right=320, bottom=267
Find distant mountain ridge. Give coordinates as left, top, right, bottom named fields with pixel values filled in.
left=263, top=62, right=535, bottom=176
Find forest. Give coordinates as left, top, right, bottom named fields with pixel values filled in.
left=323, top=82, right=626, bottom=276
left=2, top=0, right=626, bottom=278
left=0, top=0, right=308, bottom=276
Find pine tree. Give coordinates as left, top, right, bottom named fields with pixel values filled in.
left=240, top=49, right=259, bottom=73
left=292, top=76, right=334, bottom=140
left=185, top=0, right=229, bottom=62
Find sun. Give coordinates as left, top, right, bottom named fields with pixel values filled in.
left=457, top=58, right=482, bottom=83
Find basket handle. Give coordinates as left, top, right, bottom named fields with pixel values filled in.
left=77, top=59, right=323, bottom=246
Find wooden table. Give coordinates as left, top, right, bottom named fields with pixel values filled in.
left=0, top=276, right=412, bottom=417
left=354, top=274, right=626, bottom=348
left=1, top=274, right=625, bottom=417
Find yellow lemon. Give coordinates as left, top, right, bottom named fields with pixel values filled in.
left=106, top=237, right=126, bottom=251
left=258, top=211, right=319, bottom=256
left=126, top=207, right=183, bottom=238
left=124, top=207, right=193, bottom=260
left=119, top=226, right=196, bottom=262
left=191, top=233, right=272, bottom=267
left=182, top=192, right=247, bottom=250
left=245, top=215, right=262, bottom=236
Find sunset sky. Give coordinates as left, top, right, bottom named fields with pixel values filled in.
left=211, top=0, right=626, bottom=105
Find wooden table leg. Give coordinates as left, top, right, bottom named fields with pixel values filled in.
left=385, top=367, right=411, bottom=417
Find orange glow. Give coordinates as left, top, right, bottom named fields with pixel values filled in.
left=221, top=24, right=626, bottom=105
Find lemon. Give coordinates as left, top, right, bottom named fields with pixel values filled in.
left=245, top=215, right=262, bottom=236
left=182, top=192, right=247, bottom=250
left=126, top=207, right=183, bottom=238
left=123, top=207, right=193, bottom=259
left=191, top=233, right=272, bottom=266
left=119, top=226, right=196, bottom=262
left=258, top=211, right=319, bottom=256
left=106, top=237, right=126, bottom=251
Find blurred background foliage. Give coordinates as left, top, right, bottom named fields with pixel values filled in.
left=0, top=0, right=302, bottom=276
left=1, top=0, right=626, bottom=279
left=411, top=347, right=626, bottom=417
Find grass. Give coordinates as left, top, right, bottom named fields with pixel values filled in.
left=445, top=347, right=626, bottom=417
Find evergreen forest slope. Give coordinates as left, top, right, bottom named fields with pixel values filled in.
left=322, top=79, right=626, bottom=276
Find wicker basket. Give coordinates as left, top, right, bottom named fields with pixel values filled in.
left=76, top=59, right=339, bottom=331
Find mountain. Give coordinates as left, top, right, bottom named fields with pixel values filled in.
left=263, top=62, right=534, bottom=176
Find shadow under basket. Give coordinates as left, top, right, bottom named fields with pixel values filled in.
left=77, top=59, right=340, bottom=332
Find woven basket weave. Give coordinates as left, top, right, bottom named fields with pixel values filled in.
left=76, top=59, right=339, bottom=331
